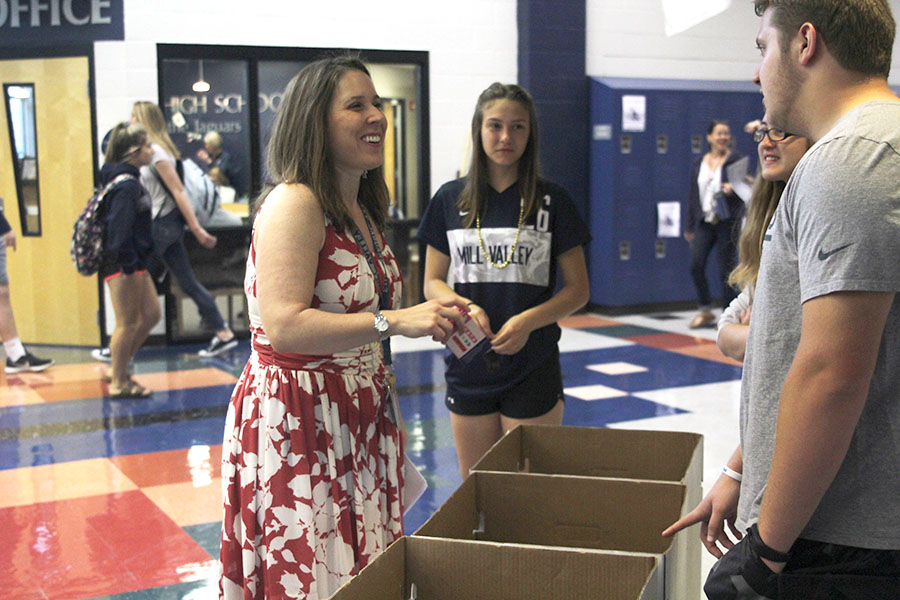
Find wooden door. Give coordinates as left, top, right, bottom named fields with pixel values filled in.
left=0, top=56, right=97, bottom=345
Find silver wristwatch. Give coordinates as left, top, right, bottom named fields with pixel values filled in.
left=373, top=310, right=390, bottom=341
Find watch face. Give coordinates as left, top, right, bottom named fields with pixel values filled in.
left=375, top=313, right=389, bottom=333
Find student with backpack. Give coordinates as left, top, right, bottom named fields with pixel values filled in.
left=98, top=122, right=159, bottom=398
left=130, top=101, right=237, bottom=357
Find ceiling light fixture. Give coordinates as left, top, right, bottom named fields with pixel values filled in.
left=192, top=59, right=210, bottom=93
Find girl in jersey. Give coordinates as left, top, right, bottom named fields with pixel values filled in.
left=419, top=82, right=591, bottom=478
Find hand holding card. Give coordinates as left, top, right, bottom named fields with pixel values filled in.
left=446, top=308, right=491, bottom=363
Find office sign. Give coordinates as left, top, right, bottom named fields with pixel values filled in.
left=0, top=0, right=124, bottom=47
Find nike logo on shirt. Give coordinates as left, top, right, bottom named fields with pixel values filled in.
left=817, top=243, right=853, bottom=260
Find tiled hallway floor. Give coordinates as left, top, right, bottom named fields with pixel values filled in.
left=0, top=310, right=740, bottom=599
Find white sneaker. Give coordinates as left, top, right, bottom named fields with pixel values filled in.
left=198, top=335, right=238, bottom=358
left=91, top=347, right=112, bottom=362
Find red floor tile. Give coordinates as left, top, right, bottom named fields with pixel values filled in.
left=626, top=332, right=715, bottom=350
left=110, top=445, right=223, bottom=488
left=670, top=343, right=744, bottom=366
left=0, top=491, right=214, bottom=599
left=559, top=314, right=622, bottom=329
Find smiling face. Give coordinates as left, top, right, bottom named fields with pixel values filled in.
left=327, top=69, right=387, bottom=176
left=480, top=98, right=531, bottom=176
left=753, top=8, right=805, bottom=133
left=707, top=123, right=732, bottom=154
left=757, top=127, right=809, bottom=182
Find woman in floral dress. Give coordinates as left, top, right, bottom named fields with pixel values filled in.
left=219, top=56, right=467, bottom=599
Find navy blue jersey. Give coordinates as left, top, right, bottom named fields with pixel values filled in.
left=418, top=177, right=591, bottom=397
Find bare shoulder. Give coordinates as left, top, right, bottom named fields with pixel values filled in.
left=256, top=183, right=325, bottom=245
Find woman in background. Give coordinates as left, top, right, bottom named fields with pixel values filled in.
left=419, top=82, right=590, bottom=479
left=99, top=122, right=160, bottom=398
left=685, top=120, right=745, bottom=329
left=219, top=56, right=466, bottom=599
left=131, top=101, right=237, bottom=357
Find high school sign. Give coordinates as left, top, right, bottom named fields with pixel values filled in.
left=0, top=0, right=124, bottom=46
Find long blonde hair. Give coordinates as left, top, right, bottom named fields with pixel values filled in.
left=132, top=101, right=181, bottom=159
left=457, top=83, right=541, bottom=228
left=260, top=56, right=390, bottom=231
left=728, top=177, right=785, bottom=290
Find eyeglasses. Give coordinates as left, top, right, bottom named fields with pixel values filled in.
left=753, top=127, right=794, bottom=143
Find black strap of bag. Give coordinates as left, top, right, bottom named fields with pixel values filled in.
left=150, top=159, right=185, bottom=218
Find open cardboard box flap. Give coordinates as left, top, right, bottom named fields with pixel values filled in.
left=473, top=424, right=702, bottom=484
left=416, top=472, right=684, bottom=554
left=327, top=536, right=657, bottom=600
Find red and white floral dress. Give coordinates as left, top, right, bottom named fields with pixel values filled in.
left=219, top=213, right=404, bottom=600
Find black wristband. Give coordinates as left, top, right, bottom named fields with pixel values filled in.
left=748, top=523, right=791, bottom=563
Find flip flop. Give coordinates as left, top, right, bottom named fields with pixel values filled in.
left=107, top=381, right=152, bottom=399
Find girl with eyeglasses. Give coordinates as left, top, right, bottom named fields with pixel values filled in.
left=716, top=124, right=811, bottom=361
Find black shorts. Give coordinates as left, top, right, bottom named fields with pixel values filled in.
left=445, top=352, right=564, bottom=419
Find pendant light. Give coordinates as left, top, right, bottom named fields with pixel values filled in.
left=192, top=59, right=210, bottom=93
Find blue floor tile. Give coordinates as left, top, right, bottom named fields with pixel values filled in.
left=0, top=415, right=227, bottom=469
left=562, top=395, right=688, bottom=427
left=560, top=345, right=742, bottom=391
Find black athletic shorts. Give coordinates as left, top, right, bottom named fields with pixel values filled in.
left=445, top=350, right=564, bottom=419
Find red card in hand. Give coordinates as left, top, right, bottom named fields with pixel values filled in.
left=447, top=309, right=490, bottom=363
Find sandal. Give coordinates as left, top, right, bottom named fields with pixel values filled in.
left=107, top=381, right=153, bottom=399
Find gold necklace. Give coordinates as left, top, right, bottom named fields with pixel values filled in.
left=476, top=197, right=525, bottom=269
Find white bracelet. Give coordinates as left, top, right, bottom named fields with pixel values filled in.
left=722, top=466, right=743, bottom=482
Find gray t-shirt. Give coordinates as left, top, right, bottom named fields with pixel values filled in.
left=739, top=101, right=900, bottom=549
left=140, top=143, right=177, bottom=218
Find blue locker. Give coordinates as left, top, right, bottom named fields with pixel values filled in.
left=589, top=77, right=761, bottom=309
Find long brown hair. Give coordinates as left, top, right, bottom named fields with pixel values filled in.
left=457, top=83, right=541, bottom=228
left=259, top=55, right=390, bottom=231
left=104, top=122, right=148, bottom=164
left=132, top=101, right=181, bottom=159
left=728, top=177, right=784, bottom=290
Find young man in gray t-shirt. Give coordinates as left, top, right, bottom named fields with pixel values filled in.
left=665, top=1, right=900, bottom=597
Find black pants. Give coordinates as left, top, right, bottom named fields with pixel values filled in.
left=706, top=535, right=900, bottom=599
left=690, top=218, right=739, bottom=309
left=778, top=538, right=900, bottom=599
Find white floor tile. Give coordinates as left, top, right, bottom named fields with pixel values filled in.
left=586, top=361, right=648, bottom=375
left=558, top=327, right=635, bottom=353
left=563, top=383, right=629, bottom=400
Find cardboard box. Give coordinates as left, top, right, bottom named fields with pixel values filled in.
left=472, top=425, right=702, bottom=489
left=327, top=536, right=657, bottom=600
left=471, top=425, right=703, bottom=599
left=415, top=472, right=691, bottom=600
